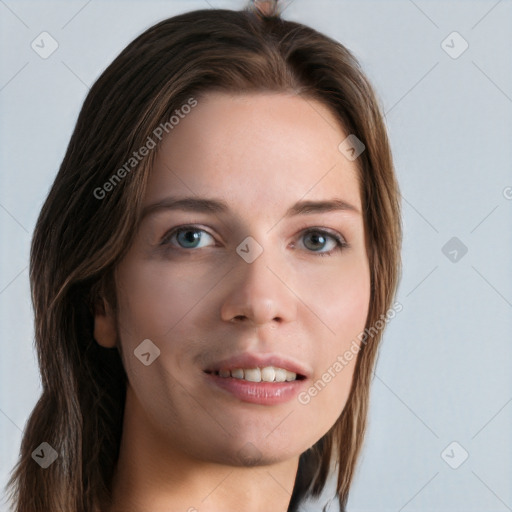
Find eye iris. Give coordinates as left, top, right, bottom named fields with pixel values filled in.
left=177, top=229, right=201, bottom=248
left=304, top=232, right=326, bottom=251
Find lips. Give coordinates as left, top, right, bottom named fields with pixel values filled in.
left=203, top=354, right=310, bottom=405
left=203, top=352, right=311, bottom=380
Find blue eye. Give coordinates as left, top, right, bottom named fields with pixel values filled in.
left=300, top=229, right=347, bottom=256
left=163, top=227, right=215, bottom=249
left=161, top=225, right=347, bottom=256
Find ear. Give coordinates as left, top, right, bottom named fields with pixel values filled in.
left=93, top=297, right=118, bottom=348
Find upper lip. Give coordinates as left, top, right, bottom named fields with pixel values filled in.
left=204, top=352, right=311, bottom=379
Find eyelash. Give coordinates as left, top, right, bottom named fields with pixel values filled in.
left=296, top=225, right=348, bottom=257
left=160, top=224, right=348, bottom=256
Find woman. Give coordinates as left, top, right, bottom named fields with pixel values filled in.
left=6, top=1, right=401, bottom=511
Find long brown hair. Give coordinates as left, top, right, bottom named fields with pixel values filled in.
left=5, top=4, right=401, bottom=511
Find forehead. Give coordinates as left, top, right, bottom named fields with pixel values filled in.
left=145, top=92, right=361, bottom=213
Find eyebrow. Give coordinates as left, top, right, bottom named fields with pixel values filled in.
left=140, top=196, right=360, bottom=221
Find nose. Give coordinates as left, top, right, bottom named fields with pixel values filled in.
left=220, top=246, right=298, bottom=326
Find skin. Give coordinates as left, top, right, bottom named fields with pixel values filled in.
left=94, top=91, right=371, bottom=512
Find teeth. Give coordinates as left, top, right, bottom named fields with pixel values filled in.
left=274, top=368, right=287, bottom=382
left=231, top=368, right=244, bottom=379
left=216, top=366, right=298, bottom=382
left=244, top=368, right=261, bottom=382
left=261, top=367, right=275, bottom=382
left=285, top=370, right=296, bottom=382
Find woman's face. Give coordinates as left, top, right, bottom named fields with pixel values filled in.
left=99, top=91, right=370, bottom=466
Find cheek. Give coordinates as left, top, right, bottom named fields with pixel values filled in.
left=294, top=257, right=370, bottom=428
left=113, top=260, right=217, bottom=424
left=115, top=258, right=219, bottom=341
left=299, top=255, right=371, bottom=342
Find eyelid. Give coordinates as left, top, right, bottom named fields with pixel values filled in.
left=297, top=225, right=347, bottom=242
left=294, top=225, right=349, bottom=255
left=160, top=224, right=217, bottom=247
left=159, top=223, right=348, bottom=254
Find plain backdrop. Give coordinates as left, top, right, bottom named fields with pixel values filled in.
left=1, top=1, right=511, bottom=511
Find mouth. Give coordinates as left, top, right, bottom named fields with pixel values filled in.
left=204, top=367, right=307, bottom=382
left=203, top=352, right=311, bottom=385
left=203, top=352, right=312, bottom=405
left=203, top=360, right=309, bottom=405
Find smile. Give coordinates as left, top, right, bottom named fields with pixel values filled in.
left=205, top=366, right=306, bottom=382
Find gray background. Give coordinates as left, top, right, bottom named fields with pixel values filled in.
left=1, top=0, right=511, bottom=510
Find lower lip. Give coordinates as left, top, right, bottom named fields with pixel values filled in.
left=204, top=372, right=307, bottom=405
